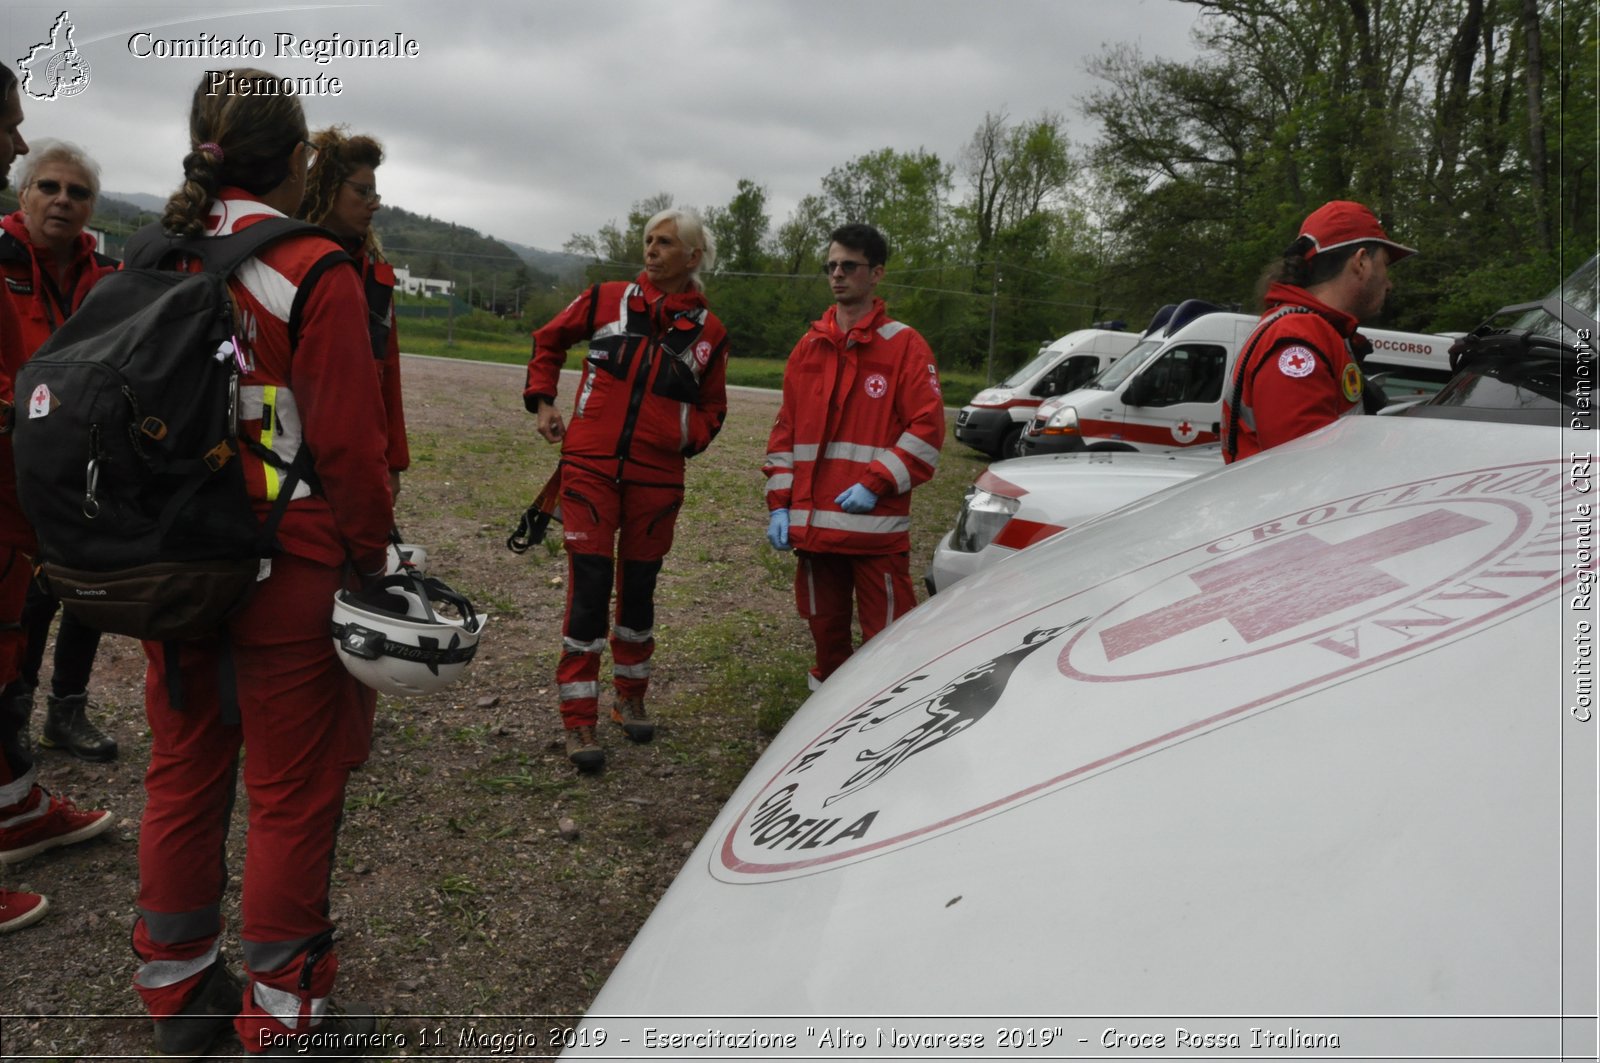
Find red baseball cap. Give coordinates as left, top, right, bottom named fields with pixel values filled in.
left=1300, top=200, right=1417, bottom=261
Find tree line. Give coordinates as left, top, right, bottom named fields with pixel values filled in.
left=567, top=0, right=1594, bottom=377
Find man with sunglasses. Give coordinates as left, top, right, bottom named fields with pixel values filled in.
left=0, top=139, right=121, bottom=768
left=763, top=223, right=945, bottom=688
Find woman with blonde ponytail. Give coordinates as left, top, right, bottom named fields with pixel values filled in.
left=129, top=68, right=392, bottom=1058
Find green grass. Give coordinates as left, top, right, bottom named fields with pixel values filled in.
left=397, top=309, right=992, bottom=404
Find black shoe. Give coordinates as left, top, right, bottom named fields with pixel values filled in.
left=262, top=1000, right=379, bottom=1058
left=40, top=693, right=119, bottom=762
left=153, top=956, right=243, bottom=1059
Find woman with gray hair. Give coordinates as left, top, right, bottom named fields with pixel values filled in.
left=523, top=205, right=729, bottom=772
left=0, top=136, right=120, bottom=765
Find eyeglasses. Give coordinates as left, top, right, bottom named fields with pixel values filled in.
left=343, top=179, right=381, bottom=205
left=822, top=260, right=870, bottom=276
left=32, top=179, right=92, bottom=202
left=301, top=138, right=319, bottom=167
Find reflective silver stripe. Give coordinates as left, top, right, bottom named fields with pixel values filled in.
left=0, top=766, right=36, bottom=811
left=1238, top=405, right=1257, bottom=430
left=764, top=451, right=794, bottom=469
left=791, top=508, right=811, bottom=528
left=135, top=940, right=221, bottom=990
left=884, top=571, right=897, bottom=624
left=613, top=662, right=652, bottom=679
left=765, top=473, right=793, bottom=492
left=562, top=635, right=606, bottom=654
left=253, top=980, right=327, bottom=1030
left=877, top=320, right=909, bottom=340
left=234, top=257, right=298, bottom=325
left=895, top=431, right=941, bottom=467
left=680, top=403, right=690, bottom=450
left=575, top=368, right=597, bottom=417
left=143, top=905, right=223, bottom=946
left=243, top=935, right=315, bottom=975
left=822, top=441, right=879, bottom=463
left=612, top=624, right=652, bottom=643
left=805, top=510, right=911, bottom=534
left=590, top=320, right=625, bottom=342
left=880, top=450, right=912, bottom=494
left=238, top=385, right=312, bottom=501
left=804, top=557, right=817, bottom=615
left=793, top=443, right=820, bottom=461
left=806, top=672, right=823, bottom=692
left=559, top=682, right=599, bottom=700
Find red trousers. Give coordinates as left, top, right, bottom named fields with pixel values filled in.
left=555, top=462, right=682, bottom=728
left=794, top=550, right=916, bottom=684
left=132, top=553, right=375, bottom=1052
left=0, top=546, right=32, bottom=792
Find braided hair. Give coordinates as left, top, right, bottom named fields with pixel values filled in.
left=160, top=68, right=308, bottom=238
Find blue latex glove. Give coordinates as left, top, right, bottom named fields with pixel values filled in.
left=835, top=483, right=879, bottom=514
left=767, top=508, right=791, bottom=550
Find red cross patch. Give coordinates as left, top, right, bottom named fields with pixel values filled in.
left=1277, top=346, right=1317, bottom=378
left=864, top=373, right=888, bottom=399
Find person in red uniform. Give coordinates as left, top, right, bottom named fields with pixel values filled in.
left=127, top=68, right=393, bottom=1057
left=0, top=138, right=120, bottom=763
left=1222, top=199, right=1416, bottom=463
left=0, top=64, right=114, bottom=937
left=763, top=223, right=946, bottom=687
left=525, top=207, right=728, bottom=772
left=297, top=127, right=408, bottom=498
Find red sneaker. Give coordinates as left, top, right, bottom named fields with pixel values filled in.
left=0, top=786, right=114, bottom=865
left=0, top=888, right=49, bottom=932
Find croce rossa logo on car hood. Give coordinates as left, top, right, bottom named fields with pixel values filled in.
left=717, top=461, right=1577, bottom=882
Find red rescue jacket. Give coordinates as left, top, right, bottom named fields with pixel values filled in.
left=1222, top=282, right=1366, bottom=463
left=180, top=191, right=393, bottom=572
left=765, top=299, right=946, bottom=555
left=524, top=273, right=729, bottom=484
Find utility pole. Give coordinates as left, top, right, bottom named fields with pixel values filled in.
left=985, top=260, right=1001, bottom=385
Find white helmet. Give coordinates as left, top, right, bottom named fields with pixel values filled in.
left=331, top=572, right=487, bottom=697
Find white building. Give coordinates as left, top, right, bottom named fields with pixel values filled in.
left=393, top=265, right=455, bottom=298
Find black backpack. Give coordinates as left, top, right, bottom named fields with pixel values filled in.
left=13, top=218, right=341, bottom=641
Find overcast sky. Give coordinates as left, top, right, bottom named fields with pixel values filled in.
left=4, top=0, right=1200, bottom=254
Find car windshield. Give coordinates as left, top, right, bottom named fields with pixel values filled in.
left=1089, top=339, right=1161, bottom=391
left=999, top=347, right=1068, bottom=388
left=1405, top=254, right=1596, bottom=426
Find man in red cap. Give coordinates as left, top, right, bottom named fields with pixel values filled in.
left=1222, top=200, right=1416, bottom=462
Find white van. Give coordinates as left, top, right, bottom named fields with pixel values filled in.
left=1018, top=301, right=1454, bottom=455
left=953, top=327, right=1141, bottom=458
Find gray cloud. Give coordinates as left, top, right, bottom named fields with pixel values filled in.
left=12, top=0, right=1198, bottom=249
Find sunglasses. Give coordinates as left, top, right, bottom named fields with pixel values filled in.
left=343, top=179, right=381, bottom=205
left=822, top=260, right=870, bottom=276
left=32, top=178, right=92, bottom=202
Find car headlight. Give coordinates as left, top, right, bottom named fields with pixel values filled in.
left=950, top=487, right=1022, bottom=553
left=1044, top=405, right=1081, bottom=435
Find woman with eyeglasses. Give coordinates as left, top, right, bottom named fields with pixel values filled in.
left=297, top=128, right=408, bottom=500
left=128, top=68, right=392, bottom=1058
left=0, top=138, right=120, bottom=764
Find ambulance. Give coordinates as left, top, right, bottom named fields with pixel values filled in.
left=952, top=326, right=1141, bottom=459
left=562, top=258, right=1597, bottom=1058
left=1018, top=300, right=1454, bottom=455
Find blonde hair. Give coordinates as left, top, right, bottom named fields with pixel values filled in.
left=645, top=206, right=716, bottom=291
left=160, top=68, right=308, bottom=238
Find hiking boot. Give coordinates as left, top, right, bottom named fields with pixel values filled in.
left=0, top=680, right=36, bottom=756
left=610, top=696, right=654, bottom=743
left=261, top=1000, right=378, bottom=1057
left=0, top=888, right=48, bottom=933
left=154, top=955, right=243, bottom=1059
left=41, top=692, right=119, bottom=762
left=0, top=785, right=114, bottom=864
left=564, top=726, right=605, bottom=773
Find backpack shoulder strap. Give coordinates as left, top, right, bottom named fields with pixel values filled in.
left=122, top=216, right=337, bottom=278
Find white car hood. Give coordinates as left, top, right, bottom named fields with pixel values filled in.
left=575, top=416, right=1590, bottom=1053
